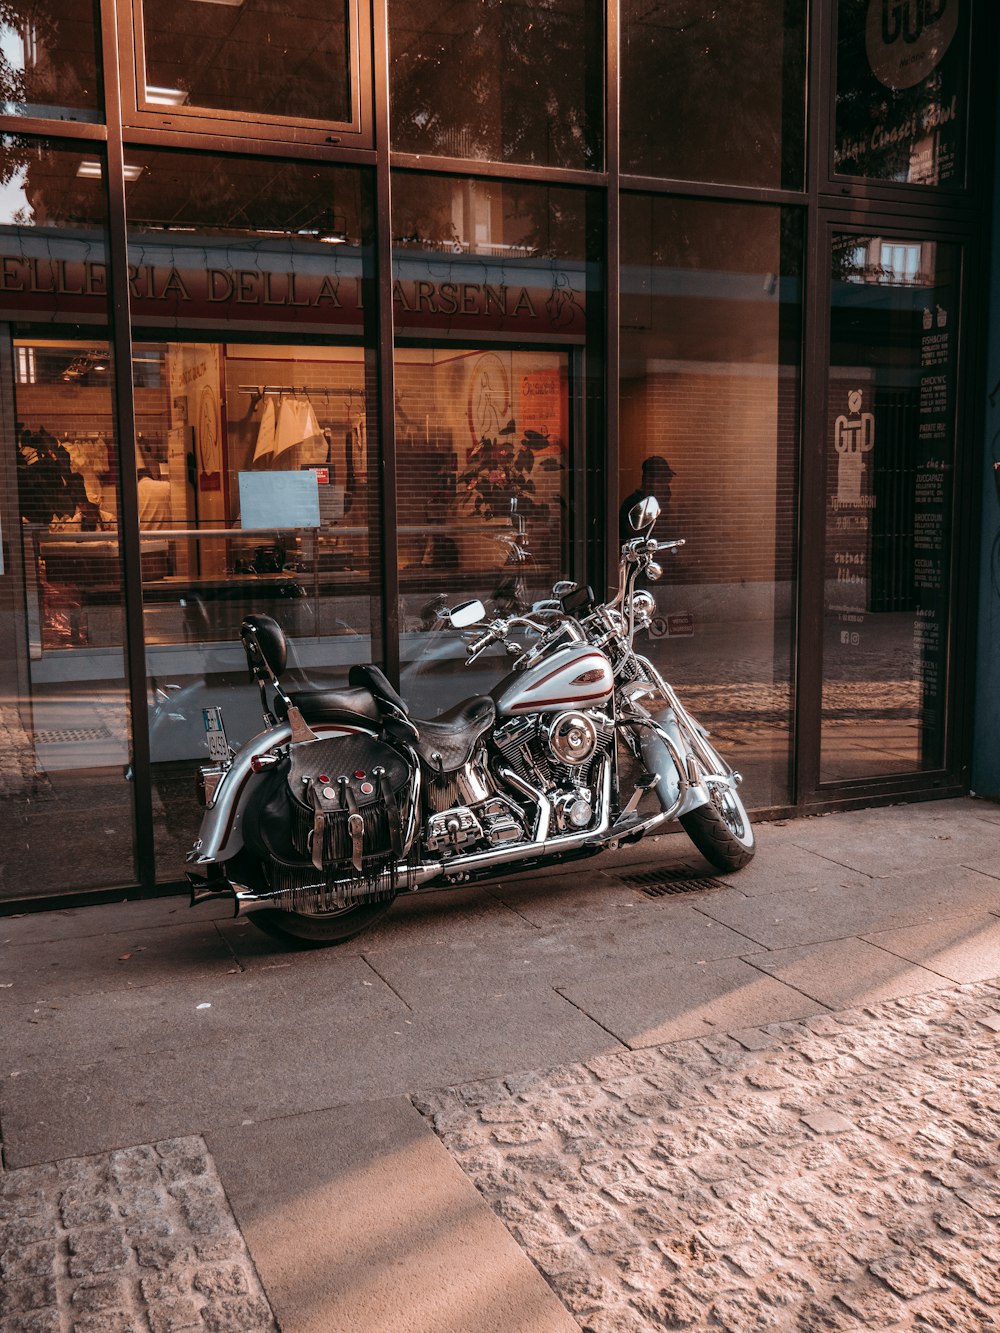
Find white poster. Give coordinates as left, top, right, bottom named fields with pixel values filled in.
left=238, top=471, right=320, bottom=530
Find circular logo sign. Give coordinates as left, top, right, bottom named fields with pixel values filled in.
left=866, top=0, right=959, bottom=91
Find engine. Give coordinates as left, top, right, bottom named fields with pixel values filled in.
left=422, top=708, right=614, bottom=856
left=492, top=708, right=615, bottom=831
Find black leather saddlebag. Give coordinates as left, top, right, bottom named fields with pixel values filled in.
left=244, top=734, right=413, bottom=907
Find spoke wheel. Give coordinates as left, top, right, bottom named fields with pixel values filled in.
left=679, top=778, right=755, bottom=872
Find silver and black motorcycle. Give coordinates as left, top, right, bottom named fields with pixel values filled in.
left=187, top=497, right=755, bottom=945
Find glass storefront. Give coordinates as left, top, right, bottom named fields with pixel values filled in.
left=0, top=1, right=103, bottom=122
left=0, top=140, right=136, bottom=896
left=822, top=232, right=961, bottom=781
left=621, top=0, right=807, bottom=188
left=0, top=2, right=991, bottom=903
left=620, top=197, right=802, bottom=810
left=122, top=151, right=381, bottom=868
left=391, top=173, right=598, bottom=713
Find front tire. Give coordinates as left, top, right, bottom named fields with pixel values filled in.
left=680, top=778, right=755, bottom=872
left=246, top=898, right=396, bottom=948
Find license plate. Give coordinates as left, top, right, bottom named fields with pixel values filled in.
left=203, top=706, right=230, bottom=763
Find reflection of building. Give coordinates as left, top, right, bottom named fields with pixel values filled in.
left=0, top=1, right=997, bottom=905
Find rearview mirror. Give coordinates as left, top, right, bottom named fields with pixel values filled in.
left=629, top=495, right=660, bottom=532
left=447, top=599, right=486, bottom=629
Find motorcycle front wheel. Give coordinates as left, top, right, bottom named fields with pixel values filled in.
left=246, top=898, right=396, bottom=948
left=680, top=777, right=756, bottom=872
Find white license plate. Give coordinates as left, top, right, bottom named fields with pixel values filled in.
left=203, top=706, right=230, bottom=763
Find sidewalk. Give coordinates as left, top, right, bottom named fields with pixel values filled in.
left=2, top=796, right=1000, bottom=1331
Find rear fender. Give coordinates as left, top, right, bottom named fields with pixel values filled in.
left=186, top=721, right=377, bottom=867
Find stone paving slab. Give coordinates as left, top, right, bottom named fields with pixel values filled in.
left=0, top=921, right=241, bottom=1000
left=557, top=957, right=826, bottom=1047
left=415, top=979, right=1000, bottom=1333
left=0, top=1134, right=277, bottom=1333
left=1, top=990, right=616, bottom=1169
left=0, top=951, right=408, bottom=1072
left=744, top=937, right=956, bottom=1010
left=207, top=1097, right=578, bottom=1333
left=694, top=865, right=1000, bottom=950
left=360, top=903, right=758, bottom=1009
left=782, top=803, right=999, bottom=877
left=862, top=914, right=1000, bottom=985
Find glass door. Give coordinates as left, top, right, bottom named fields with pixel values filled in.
left=819, top=229, right=963, bottom=782
left=0, top=331, right=136, bottom=899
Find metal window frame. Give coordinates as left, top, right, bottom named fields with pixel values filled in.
left=116, top=0, right=374, bottom=149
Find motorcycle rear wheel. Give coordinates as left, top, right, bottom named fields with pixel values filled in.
left=247, top=898, right=396, bottom=947
left=679, top=778, right=755, bottom=872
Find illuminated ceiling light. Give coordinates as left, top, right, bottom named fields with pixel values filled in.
left=145, top=85, right=188, bottom=107
left=77, top=160, right=144, bottom=182
left=316, top=211, right=349, bottom=245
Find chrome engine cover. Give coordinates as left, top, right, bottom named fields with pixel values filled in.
left=546, top=711, right=599, bottom=767
left=425, top=806, right=484, bottom=852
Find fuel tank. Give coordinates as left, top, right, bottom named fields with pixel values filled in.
left=492, top=645, right=615, bottom=716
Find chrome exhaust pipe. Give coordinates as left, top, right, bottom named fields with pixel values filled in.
left=223, top=759, right=613, bottom=907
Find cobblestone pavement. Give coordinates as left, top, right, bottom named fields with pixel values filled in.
left=0, top=1136, right=276, bottom=1333
left=415, top=980, right=1000, bottom=1332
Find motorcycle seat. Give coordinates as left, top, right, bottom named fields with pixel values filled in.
left=275, top=688, right=380, bottom=728
left=413, top=696, right=496, bottom=772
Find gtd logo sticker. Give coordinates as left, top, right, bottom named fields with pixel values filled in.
left=866, top=0, right=959, bottom=90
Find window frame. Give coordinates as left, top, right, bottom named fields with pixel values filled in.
left=117, top=0, right=373, bottom=149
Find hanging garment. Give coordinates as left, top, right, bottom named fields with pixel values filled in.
left=272, top=396, right=323, bottom=463
left=253, top=396, right=277, bottom=467
left=348, top=409, right=367, bottom=486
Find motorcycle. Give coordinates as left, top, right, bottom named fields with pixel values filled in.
left=186, top=496, right=755, bottom=946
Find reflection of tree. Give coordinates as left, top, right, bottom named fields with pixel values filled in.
left=143, top=0, right=350, bottom=123
left=0, top=1, right=99, bottom=114
left=392, top=173, right=587, bottom=262
left=10, top=145, right=364, bottom=246
left=621, top=0, right=806, bottom=189
left=389, top=0, right=601, bottom=170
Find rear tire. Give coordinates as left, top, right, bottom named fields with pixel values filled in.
left=247, top=898, right=396, bottom=948
left=680, top=779, right=755, bottom=872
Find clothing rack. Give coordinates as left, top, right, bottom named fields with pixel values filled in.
left=238, top=385, right=366, bottom=403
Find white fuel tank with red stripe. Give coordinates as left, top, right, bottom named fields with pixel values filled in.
left=493, top=644, right=615, bottom=716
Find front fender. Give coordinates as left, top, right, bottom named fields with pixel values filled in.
left=636, top=705, right=711, bottom=820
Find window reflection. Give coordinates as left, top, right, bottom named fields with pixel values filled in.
left=389, top=0, right=602, bottom=170
left=621, top=0, right=806, bottom=188
left=392, top=173, right=597, bottom=713
left=138, top=0, right=352, bottom=125
left=0, top=0, right=101, bottom=121
left=620, top=197, right=802, bottom=808
left=120, top=151, right=380, bottom=875
left=822, top=234, right=960, bottom=779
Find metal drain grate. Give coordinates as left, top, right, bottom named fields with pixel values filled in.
left=618, top=866, right=728, bottom=897
left=34, top=725, right=113, bottom=744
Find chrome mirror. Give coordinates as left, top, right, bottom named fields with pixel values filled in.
left=629, top=495, right=660, bottom=532
left=447, top=599, right=486, bottom=628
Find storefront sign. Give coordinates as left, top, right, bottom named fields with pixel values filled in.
left=835, top=0, right=967, bottom=186
left=0, top=235, right=586, bottom=339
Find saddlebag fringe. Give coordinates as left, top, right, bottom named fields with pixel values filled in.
left=243, top=733, right=414, bottom=912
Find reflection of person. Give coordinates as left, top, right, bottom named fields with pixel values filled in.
left=619, top=454, right=675, bottom=546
